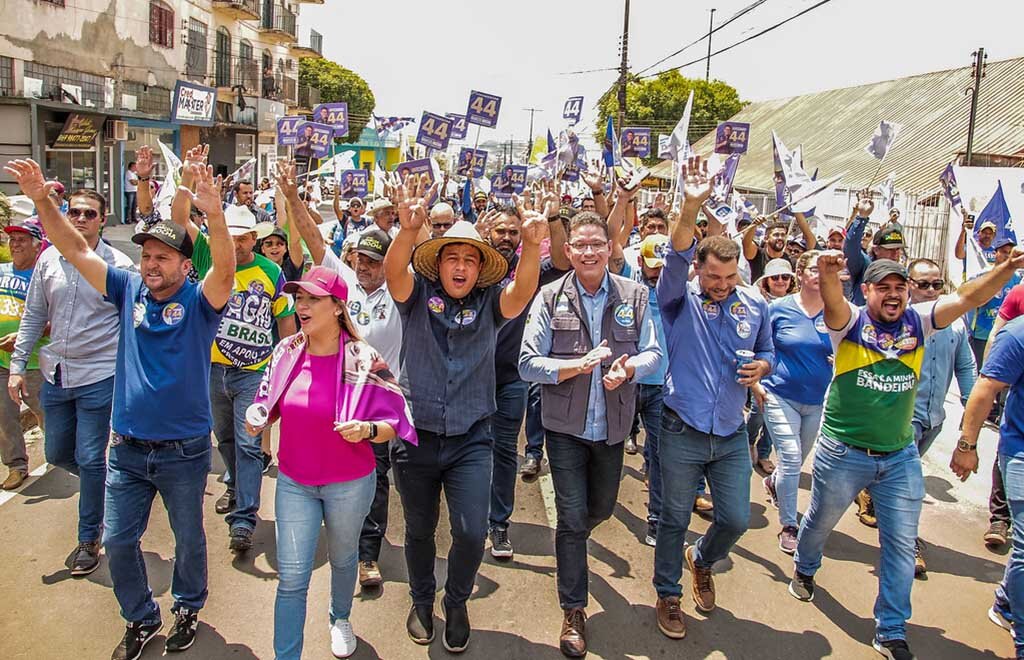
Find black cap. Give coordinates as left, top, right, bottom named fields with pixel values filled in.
left=863, top=258, right=909, bottom=284
left=353, top=229, right=391, bottom=261
left=132, top=221, right=194, bottom=258
left=872, top=222, right=906, bottom=249
left=264, top=226, right=288, bottom=242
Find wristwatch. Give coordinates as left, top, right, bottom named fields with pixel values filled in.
left=366, top=422, right=378, bottom=440
left=956, top=437, right=977, bottom=452
left=138, top=176, right=151, bottom=182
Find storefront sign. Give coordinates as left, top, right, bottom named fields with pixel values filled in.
left=171, top=81, right=216, bottom=126
left=51, top=113, right=104, bottom=150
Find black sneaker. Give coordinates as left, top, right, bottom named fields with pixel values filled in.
left=229, top=526, right=253, bottom=553
left=214, top=489, right=235, bottom=515
left=519, top=455, right=541, bottom=482
left=489, top=527, right=513, bottom=560
left=165, top=608, right=198, bottom=652
left=872, top=637, right=915, bottom=660
left=71, top=541, right=101, bottom=576
left=644, top=521, right=658, bottom=547
left=406, top=604, right=434, bottom=644
left=788, top=570, right=815, bottom=602
left=442, top=600, right=470, bottom=653
left=111, top=620, right=162, bottom=660
left=261, top=452, right=273, bottom=474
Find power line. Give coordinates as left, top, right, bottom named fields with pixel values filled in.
left=639, top=0, right=837, bottom=79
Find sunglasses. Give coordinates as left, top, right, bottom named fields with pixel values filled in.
left=431, top=222, right=453, bottom=231
left=769, top=274, right=793, bottom=281
left=911, top=279, right=945, bottom=290
left=68, top=208, right=100, bottom=220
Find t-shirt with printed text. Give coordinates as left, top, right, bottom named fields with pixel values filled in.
left=0, top=263, right=48, bottom=369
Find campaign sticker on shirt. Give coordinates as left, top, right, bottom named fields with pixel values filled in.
left=456, top=308, right=477, bottom=326
left=427, top=296, right=445, bottom=314
left=613, top=303, right=634, bottom=327
left=702, top=301, right=720, bottom=319
left=373, top=303, right=387, bottom=321
left=555, top=294, right=571, bottom=315
left=729, top=302, right=748, bottom=320
left=896, top=335, right=918, bottom=351
left=878, top=333, right=895, bottom=350
left=814, top=315, right=828, bottom=334
left=356, top=311, right=370, bottom=326
left=161, top=302, right=185, bottom=326
left=736, top=320, right=751, bottom=339
left=133, top=302, right=146, bottom=328
left=348, top=301, right=361, bottom=315
left=861, top=323, right=877, bottom=345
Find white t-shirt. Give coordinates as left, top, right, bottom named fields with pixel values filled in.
left=124, top=170, right=138, bottom=193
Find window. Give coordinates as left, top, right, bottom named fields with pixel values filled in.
left=0, top=56, right=13, bottom=96
left=238, top=40, right=256, bottom=93
left=149, top=1, right=174, bottom=49
left=215, top=28, right=232, bottom=87
left=186, top=18, right=208, bottom=81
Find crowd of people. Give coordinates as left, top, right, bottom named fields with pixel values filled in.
left=1, top=145, right=1022, bottom=660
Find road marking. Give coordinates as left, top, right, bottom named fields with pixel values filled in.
left=539, top=472, right=558, bottom=529
left=0, top=462, right=50, bottom=507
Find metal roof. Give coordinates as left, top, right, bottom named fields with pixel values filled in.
left=656, top=56, right=1024, bottom=193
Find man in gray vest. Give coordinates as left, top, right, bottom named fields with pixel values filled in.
left=520, top=211, right=661, bottom=658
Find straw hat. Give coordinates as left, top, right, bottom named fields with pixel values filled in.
left=411, top=221, right=508, bottom=289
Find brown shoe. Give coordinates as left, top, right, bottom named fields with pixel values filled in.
left=685, top=545, right=715, bottom=612
left=656, top=596, right=687, bottom=639
left=358, top=560, right=382, bottom=587
left=2, top=469, right=26, bottom=490
left=693, top=494, right=714, bottom=513
left=559, top=608, right=587, bottom=657
left=856, top=489, right=877, bottom=528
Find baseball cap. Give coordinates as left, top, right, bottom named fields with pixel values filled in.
left=787, top=236, right=807, bottom=249
left=473, top=191, right=488, bottom=201
left=132, top=220, right=194, bottom=258
left=994, top=235, right=1017, bottom=250
left=639, top=234, right=669, bottom=268
left=863, top=259, right=909, bottom=284
left=4, top=218, right=44, bottom=241
left=283, top=265, right=349, bottom=301
left=979, top=220, right=998, bottom=232
left=872, top=222, right=906, bottom=249
left=354, top=229, right=391, bottom=261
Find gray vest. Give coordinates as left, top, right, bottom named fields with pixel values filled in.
left=539, top=272, right=647, bottom=444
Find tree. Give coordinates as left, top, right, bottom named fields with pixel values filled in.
left=596, top=71, right=745, bottom=159
left=299, top=58, right=375, bottom=144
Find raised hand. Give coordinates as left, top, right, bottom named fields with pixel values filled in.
left=653, top=192, right=667, bottom=212
left=184, top=144, right=209, bottom=169
left=539, top=179, right=560, bottom=218
left=680, top=155, right=714, bottom=208
left=3, top=159, right=55, bottom=203
left=582, top=169, right=604, bottom=194
left=817, top=250, right=847, bottom=277
left=602, top=354, right=630, bottom=390
left=855, top=189, right=875, bottom=217
left=519, top=210, right=549, bottom=247
left=475, top=208, right=501, bottom=238
left=135, top=145, right=155, bottom=179
left=189, top=164, right=224, bottom=215
left=274, top=159, right=299, bottom=199
left=395, top=173, right=434, bottom=232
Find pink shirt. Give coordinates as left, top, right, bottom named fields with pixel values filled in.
left=277, top=352, right=375, bottom=486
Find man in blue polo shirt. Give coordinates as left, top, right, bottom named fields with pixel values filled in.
left=652, top=156, right=774, bottom=640
left=4, top=157, right=234, bottom=660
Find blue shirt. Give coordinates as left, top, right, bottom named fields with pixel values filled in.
left=621, top=262, right=668, bottom=386
left=844, top=216, right=872, bottom=305
left=519, top=272, right=661, bottom=441
left=656, top=241, right=774, bottom=435
left=967, top=271, right=1022, bottom=341
left=913, top=319, right=976, bottom=430
left=761, top=295, right=833, bottom=405
left=105, top=268, right=224, bottom=440
left=981, top=317, right=1024, bottom=457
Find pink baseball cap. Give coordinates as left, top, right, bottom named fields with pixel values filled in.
left=283, top=266, right=349, bottom=301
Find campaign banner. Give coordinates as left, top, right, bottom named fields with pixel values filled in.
left=562, top=158, right=585, bottom=183
left=491, top=164, right=527, bottom=197
left=446, top=113, right=469, bottom=140
left=394, top=158, right=438, bottom=203
left=456, top=148, right=488, bottom=178
left=276, top=116, right=304, bottom=146
left=295, top=122, right=334, bottom=159
left=715, top=121, right=750, bottom=154
left=337, top=169, right=368, bottom=199
left=620, top=127, right=651, bottom=158
left=171, top=80, right=216, bottom=126
left=563, top=96, right=584, bottom=125
left=416, top=112, right=454, bottom=150
left=466, top=90, right=502, bottom=128
left=312, top=102, right=349, bottom=138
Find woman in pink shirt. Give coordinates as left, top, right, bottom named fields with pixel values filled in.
left=247, top=266, right=416, bottom=659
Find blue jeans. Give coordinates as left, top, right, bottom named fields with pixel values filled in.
left=795, top=435, right=924, bottom=642
left=546, top=430, right=624, bottom=609
left=524, top=381, right=545, bottom=461
left=638, top=384, right=664, bottom=524
left=998, top=454, right=1024, bottom=658
left=103, top=435, right=211, bottom=624
left=209, top=365, right=264, bottom=532
left=654, top=406, right=751, bottom=598
left=274, top=471, right=375, bottom=660
left=392, top=418, right=492, bottom=608
left=762, top=391, right=823, bottom=528
left=490, top=380, right=528, bottom=530
left=41, top=374, right=114, bottom=543
left=747, top=396, right=772, bottom=461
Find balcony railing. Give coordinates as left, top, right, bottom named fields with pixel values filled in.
left=212, top=0, right=260, bottom=21
left=216, top=58, right=261, bottom=95
left=279, top=76, right=297, bottom=106
left=297, top=83, right=320, bottom=109
left=260, top=5, right=297, bottom=41
left=310, top=31, right=322, bottom=55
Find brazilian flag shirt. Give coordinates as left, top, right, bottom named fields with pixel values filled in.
left=820, top=301, right=939, bottom=453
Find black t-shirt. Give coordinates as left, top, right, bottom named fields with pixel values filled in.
left=494, top=254, right=566, bottom=386
left=748, top=247, right=793, bottom=282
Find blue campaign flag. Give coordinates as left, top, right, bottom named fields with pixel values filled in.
left=939, top=163, right=962, bottom=209
left=602, top=117, right=618, bottom=168
left=547, top=129, right=556, bottom=154
left=975, top=181, right=1016, bottom=247
left=462, top=177, right=474, bottom=220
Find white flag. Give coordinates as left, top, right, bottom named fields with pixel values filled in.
left=772, top=132, right=826, bottom=214
left=153, top=141, right=183, bottom=219
left=657, top=134, right=672, bottom=160
left=865, top=120, right=902, bottom=160
left=227, top=157, right=256, bottom=184
left=372, top=163, right=387, bottom=194
left=877, top=171, right=897, bottom=210
left=667, top=90, right=694, bottom=162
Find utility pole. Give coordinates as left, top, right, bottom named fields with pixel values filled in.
left=616, top=0, right=630, bottom=134
left=965, top=47, right=987, bottom=166
left=705, top=8, right=716, bottom=82
left=523, top=107, right=543, bottom=162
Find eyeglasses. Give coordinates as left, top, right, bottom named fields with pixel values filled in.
left=569, top=240, right=609, bottom=253
left=431, top=222, right=453, bottom=231
left=769, top=274, right=793, bottom=281
left=68, top=208, right=100, bottom=220
left=911, top=279, right=945, bottom=290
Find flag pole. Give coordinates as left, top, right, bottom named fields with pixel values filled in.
left=865, top=156, right=886, bottom=190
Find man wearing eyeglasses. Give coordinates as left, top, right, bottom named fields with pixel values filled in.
left=907, top=258, right=976, bottom=576
left=428, top=202, right=456, bottom=239
left=8, top=187, right=135, bottom=576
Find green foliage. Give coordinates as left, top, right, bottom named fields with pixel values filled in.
left=299, top=58, right=375, bottom=144
left=596, top=71, right=745, bottom=157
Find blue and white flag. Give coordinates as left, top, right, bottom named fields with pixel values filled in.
left=939, top=163, right=962, bottom=210
left=374, top=115, right=415, bottom=138
left=975, top=180, right=1017, bottom=246
left=865, top=120, right=902, bottom=160
left=667, top=90, right=694, bottom=161
left=877, top=171, right=897, bottom=211
left=601, top=117, right=619, bottom=169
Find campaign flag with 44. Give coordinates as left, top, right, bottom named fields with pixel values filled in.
left=446, top=114, right=469, bottom=140
left=563, top=96, right=583, bottom=125
left=337, top=169, right=368, bottom=199
left=456, top=148, right=488, bottom=178
left=621, top=128, right=651, bottom=158
left=416, top=112, right=454, bottom=150
left=277, top=116, right=304, bottom=146
left=466, top=90, right=502, bottom=128
left=313, top=102, right=349, bottom=138
left=296, top=122, right=334, bottom=159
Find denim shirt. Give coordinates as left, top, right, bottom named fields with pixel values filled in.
left=913, top=318, right=977, bottom=430
left=844, top=216, right=872, bottom=305
left=657, top=240, right=774, bottom=436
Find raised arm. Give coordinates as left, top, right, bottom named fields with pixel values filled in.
left=276, top=160, right=325, bottom=266
left=669, top=155, right=713, bottom=252
left=135, top=145, right=155, bottom=217
left=935, top=249, right=1024, bottom=329
left=279, top=194, right=305, bottom=270
left=188, top=164, right=235, bottom=309
left=844, top=194, right=874, bottom=278
left=332, top=184, right=343, bottom=223
left=582, top=170, right=609, bottom=219
left=817, top=250, right=853, bottom=330
left=4, top=159, right=108, bottom=294
left=953, top=208, right=972, bottom=261
left=794, top=211, right=816, bottom=250
left=500, top=207, right=548, bottom=319
left=384, top=175, right=435, bottom=304
left=538, top=180, right=570, bottom=271
left=175, top=144, right=209, bottom=241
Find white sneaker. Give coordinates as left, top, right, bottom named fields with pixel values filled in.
left=330, top=619, right=357, bottom=658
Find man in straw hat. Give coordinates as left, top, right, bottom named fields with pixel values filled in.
left=383, top=174, right=547, bottom=653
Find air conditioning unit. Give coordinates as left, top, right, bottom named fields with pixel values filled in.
left=106, top=120, right=128, bottom=141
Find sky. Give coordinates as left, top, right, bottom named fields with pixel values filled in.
left=301, top=0, right=1023, bottom=147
